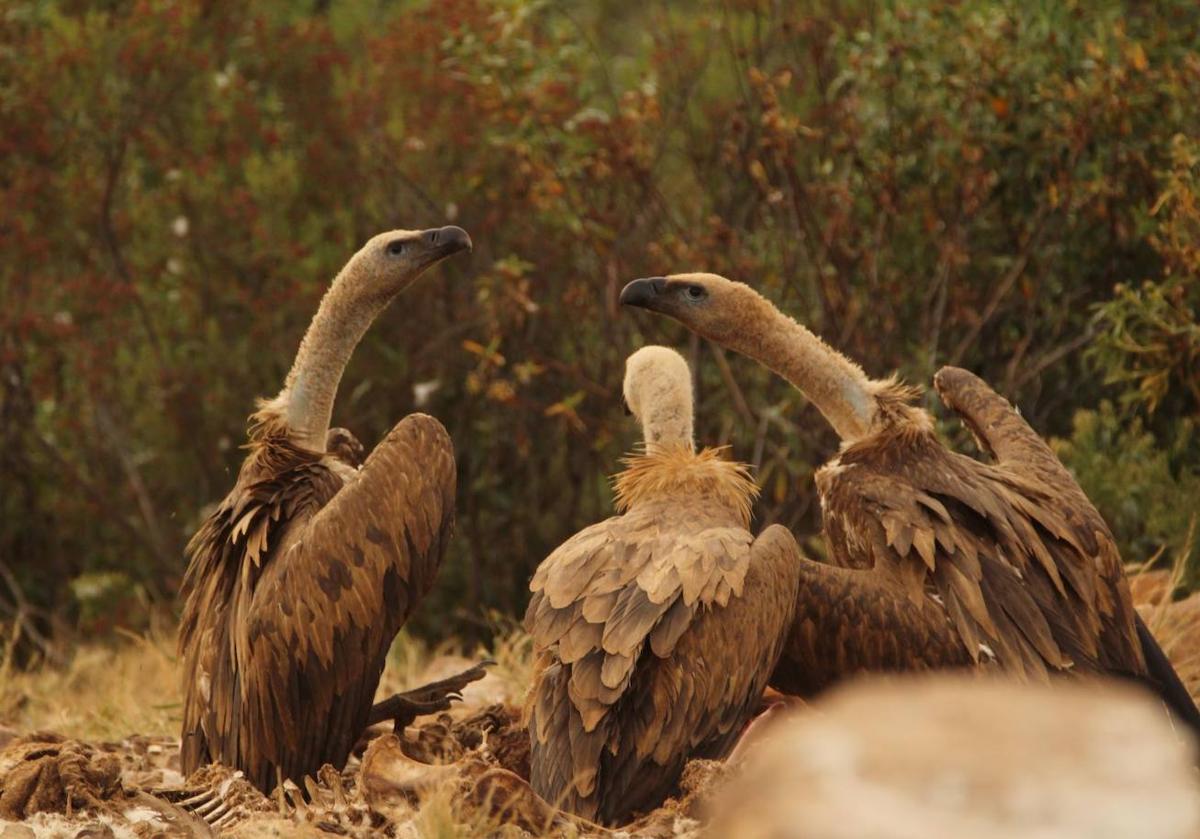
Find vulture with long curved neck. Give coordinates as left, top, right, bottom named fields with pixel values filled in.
left=525, top=346, right=801, bottom=825
left=179, top=226, right=486, bottom=793
left=619, top=273, right=1200, bottom=733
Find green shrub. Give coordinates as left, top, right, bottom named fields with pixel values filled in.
left=1054, top=403, right=1199, bottom=586
left=1, top=0, right=1197, bottom=643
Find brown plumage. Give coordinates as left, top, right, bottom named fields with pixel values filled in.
left=324, top=427, right=366, bottom=468
left=179, top=226, right=478, bottom=793
left=525, top=346, right=801, bottom=825
left=619, top=274, right=1200, bottom=732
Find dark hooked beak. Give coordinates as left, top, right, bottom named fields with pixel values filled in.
left=619, top=277, right=667, bottom=308
left=422, top=225, right=473, bottom=258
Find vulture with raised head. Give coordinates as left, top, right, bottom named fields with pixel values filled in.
left=619, top=273, right=1200, bottom=733
left=179, top=226, right=486, bottom=793
left=525, top=346, right=801, bottom=825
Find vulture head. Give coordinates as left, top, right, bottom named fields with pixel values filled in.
left=620, top=272, right=880, bottom=441
left=276, top=224, right=472, bottom=451
left=619, top=272, right=764, bottom=347
left=622, top=345, right=695, bottom=452
left=347, top=225, right=473, bottom=301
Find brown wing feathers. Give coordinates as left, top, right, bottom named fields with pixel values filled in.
left=179, top=412, right=455, bottom=791
left=765, top=363, right=1191, bottom=720
left=936, top=366, right=1200, bottom=731
left=770, top=557, right=972, bottom=697
left=815, top=419, right=1131, bottom=680
left=527, top=466, right=800, bottom=824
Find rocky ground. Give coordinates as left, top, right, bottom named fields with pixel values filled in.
left=0, top=696, right=729, bottom=838
left=0, top=644, right=739, bottom=838
left=2, top=570, right=1200, bottom=838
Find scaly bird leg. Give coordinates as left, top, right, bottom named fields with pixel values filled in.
left=368, top=660, right=494, bottom=732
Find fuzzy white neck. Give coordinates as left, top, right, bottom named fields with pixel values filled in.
left=641, top=399, right=695, bottom=454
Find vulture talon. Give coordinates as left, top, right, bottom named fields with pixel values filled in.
left=368, top=660, right=492, bottom=730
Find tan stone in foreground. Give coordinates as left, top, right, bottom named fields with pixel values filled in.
left=705, top=675, right=1200, bottom=839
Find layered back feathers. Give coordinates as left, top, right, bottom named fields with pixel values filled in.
left=526, top=406, right=795, bottom=823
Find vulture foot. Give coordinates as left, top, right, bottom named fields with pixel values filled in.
left=369, top=660, right=494, bottom=732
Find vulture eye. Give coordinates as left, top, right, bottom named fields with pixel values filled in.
left=386, top=240, right=407, bottom=256
left=685, top=285, right=707, bottom=300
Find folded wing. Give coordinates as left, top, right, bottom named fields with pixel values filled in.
left=183, top=413, right=454, bottom=791
left=526, top=510, right=799, bottom=824
left=934, top=366, right=1199, bottom=731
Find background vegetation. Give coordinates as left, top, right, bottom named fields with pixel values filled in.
left=2, top=0, right=1197, bottom=656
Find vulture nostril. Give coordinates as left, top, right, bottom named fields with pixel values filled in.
left=428, top=230, right=440, bottom=245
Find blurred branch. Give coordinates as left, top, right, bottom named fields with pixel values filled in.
left=750, top=410, right=770, bottom=473
left=707, top=342, right=757, bottom=428
left=28, top=428, right=171, bottom=582
left=524, top=352, right=612, bottom=400
left=948, top=202, right=1053, bottom=368
left=1010, top=326, right=1096, bottom=394
left=92, top=398, right=173, bottom=587
left=0, top=561, right=63, bottom=666
left=98, top=135, right=166, bottom=368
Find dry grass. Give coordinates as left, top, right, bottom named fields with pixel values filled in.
left=1131, top=522, right=1200, bottom=701
left=481, top=613, right=536, bottom=707
left=1, top=575, right=1198, bottom=838
left=0, top=621, right=547, bottom=836
left=0, top=620, right=536, bottom=742
left=0, top=620, right=180, bottom=741
left=410, top=786, right=529, bottom=839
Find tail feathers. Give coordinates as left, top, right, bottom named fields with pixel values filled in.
left=1135, top=613, right=1200, bottom=743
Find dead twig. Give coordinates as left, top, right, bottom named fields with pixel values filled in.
left=0, top=560, right=63, bottom=666
left=91, top=397, right=173, bottom=580
left=707, top=343, right=758, bottom=429
left=949, top=201, right=1053, bottom=367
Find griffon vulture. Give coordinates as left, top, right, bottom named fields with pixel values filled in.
left=619, top=274, right=1200, bottom=732
left=179, top=226, right=486, bottom=793
left=525, top=346, right=801, bottom=825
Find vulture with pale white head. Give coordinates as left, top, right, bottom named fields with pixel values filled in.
left=525, top=346, right=801, bottom=825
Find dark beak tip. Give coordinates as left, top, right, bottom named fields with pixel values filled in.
left=426, top=225, right=471, bottom=255
left=443, top=225, right=472, bottom=253
left=619, top=277, right=667, bottom=307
